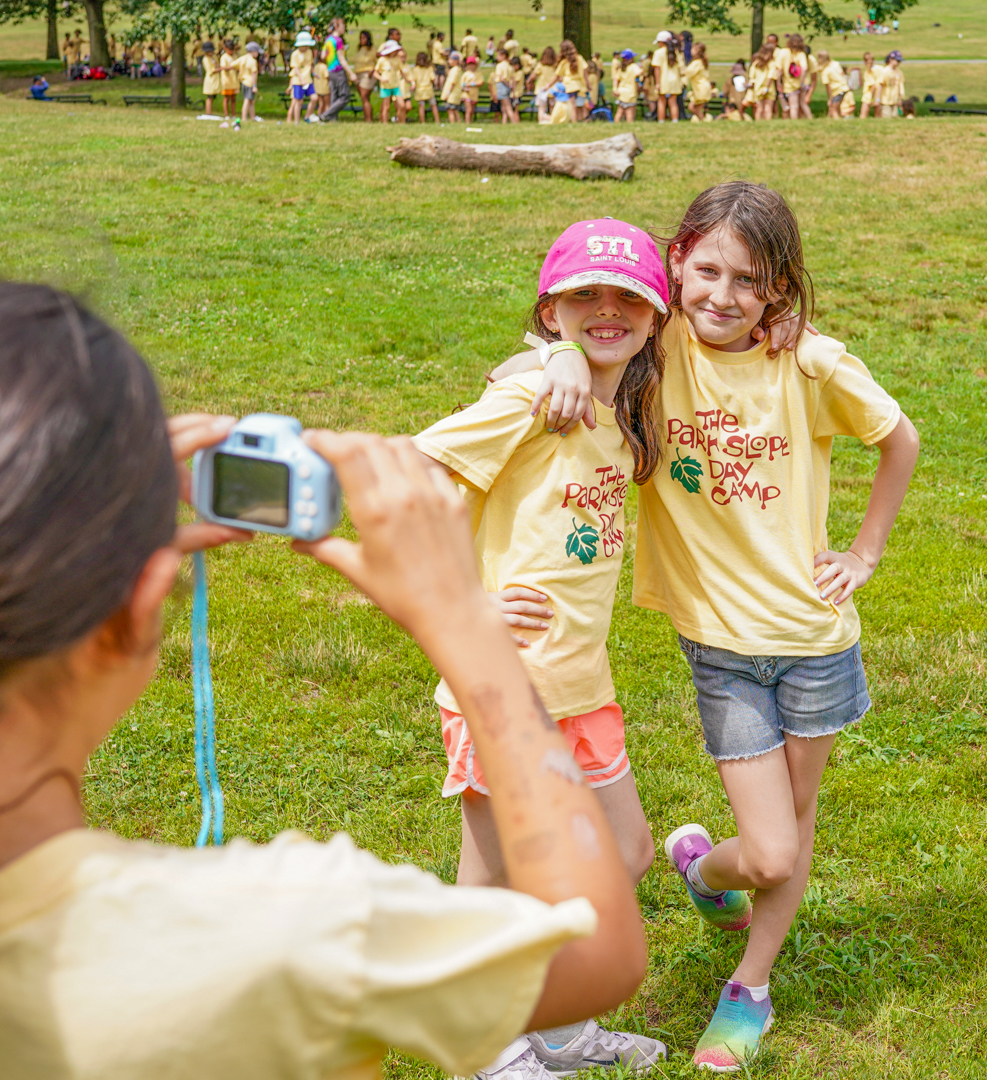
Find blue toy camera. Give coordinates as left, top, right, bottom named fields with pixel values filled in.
left=192, top=414, right=341, bottom=541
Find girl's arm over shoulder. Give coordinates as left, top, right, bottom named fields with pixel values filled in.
left=814, top=412, right=920, bottom=605
left=488, top=347, right=596, bottom=435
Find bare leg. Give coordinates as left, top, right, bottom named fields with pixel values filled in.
left=657, top=95, right=667, bottom=121
left=459, top=771, right=654, bottom=887
left=431, top=100, right=440, bottom=122
left=669, top=95, right=679, bottom=120
left=695, top=732, right=837, bottom=987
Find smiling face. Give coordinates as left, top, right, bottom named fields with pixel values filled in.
left=669, top=226, right=777, bottom=353
left=541, top=283, right=655, bottom=404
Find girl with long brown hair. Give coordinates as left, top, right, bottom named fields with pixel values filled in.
left=412, top=218, right=671, bottom=1080
left=554, top=38, right=590, bottom=119
left=491, top=181, right=920, bottom=1072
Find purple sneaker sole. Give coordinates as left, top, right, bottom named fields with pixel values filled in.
left=664, top=824, right=752, bottom=932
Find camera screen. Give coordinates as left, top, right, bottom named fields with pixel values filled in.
left=212, top=453, right=290, bottom=527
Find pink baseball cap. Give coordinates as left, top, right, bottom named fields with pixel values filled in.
left=538, top=219, right=668, bottom=313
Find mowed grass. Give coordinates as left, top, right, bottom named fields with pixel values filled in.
left=1, top=102, right=987, bottom=1078
left=1, top=0, right=986, bottom=62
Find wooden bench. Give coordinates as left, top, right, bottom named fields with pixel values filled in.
left=123, top=94, right=200, bottom=107
left=30, top=93, right=105, bottom=105
left=928, top=105, right=987, bottom=116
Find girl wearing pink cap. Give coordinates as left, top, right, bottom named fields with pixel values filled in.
left=412, top=220, right=672, bottom=1080
left=493, top=182, right=919, bottom=1072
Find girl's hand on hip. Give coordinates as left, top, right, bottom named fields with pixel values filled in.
left=490, top=586, right=554, bottom=647
left=813, top=549, right=873, bottom=605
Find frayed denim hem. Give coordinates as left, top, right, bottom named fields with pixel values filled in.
left=780, top=701, right=871, bottom=742
left=704, top=739, right=786, bottom=762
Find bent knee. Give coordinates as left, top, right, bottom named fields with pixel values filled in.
left=740, top=845, right=799, bottom=889
left=622, top=830, right=656, bottom=884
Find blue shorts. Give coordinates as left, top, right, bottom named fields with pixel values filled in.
left=495, top=81, right=512, bottom=100
left=379, top=86, right=401, bottom=98
left=573, top=93, right=587, bottom=107
left=678, top=637, right=870, bottom=762
left=292, top=84, right=314, bottom=100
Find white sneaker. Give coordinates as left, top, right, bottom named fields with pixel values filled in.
left=528, top=1020, right=667, bottom=1076
left=473, top=1037, right=554, bottom=1080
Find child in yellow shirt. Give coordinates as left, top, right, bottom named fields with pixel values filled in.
left=218, top=39, right=240, bottom=127
left=493, top=48, right=519, bottom=123
left=313, top=58, right=330, bottom=116
left=746, top=44, right=776, bottom=121
left=683, top=41, right=712, bottom=121
left=816, top=51, right=855, bottom=118
left=441, top=52, right=464, bottom=122
left=613, top=50, right=641, bottom=123
left=373, top=40, right=405, bottom=124
left=200, top=41, right=220, bottom=115
left=412, top=52, right=440, bottom=123
left=461, top=56, right=481, bottom=124
left=860, top=52, right=882, bottom=118
left=235, top=41, right=262, bottom=124
left=287, top=30, right=317, bottom=124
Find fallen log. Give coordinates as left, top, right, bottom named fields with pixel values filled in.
left=386, top=132, right=643, bottom=182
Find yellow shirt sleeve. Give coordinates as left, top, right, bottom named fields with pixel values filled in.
left=0, top=829, right=595, bottom=1080
left=813, top=349, right=901, bottom=445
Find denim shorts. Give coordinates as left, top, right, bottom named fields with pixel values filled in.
left=678, top=636, right=870, bottom=761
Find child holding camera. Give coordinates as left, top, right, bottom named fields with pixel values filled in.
left=413, top=220, right=670, bottom=1080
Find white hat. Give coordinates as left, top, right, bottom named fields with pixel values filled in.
left=294, top=30, right=316, bottom=48
left=245, top=41, right=261, bottom=52
left=378, top=40, right=400, bottom=56
left=652, top=30, right=673, bottom=44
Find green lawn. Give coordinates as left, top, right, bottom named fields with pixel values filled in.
left=1, top=100, right=986, bottom=1078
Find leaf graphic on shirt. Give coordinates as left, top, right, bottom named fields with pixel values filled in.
left=670, top=448, right=703, bottom=494
left=565, top=519, right=599, bottom=565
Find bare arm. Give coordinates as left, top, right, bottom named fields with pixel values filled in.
left=814, top=413, right=920, bottom=604
left=296, top=433, right=646, bottom=1027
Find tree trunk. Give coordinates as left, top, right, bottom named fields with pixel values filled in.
left=751, top=2, right=765, bottom=55
left=387, top=133, right=643, bottom=182
left=81, top=0, right=110, bottom=68
left=563, top=0, right=591, bottom=59
left=46, top=0, right=59, bottom=60
left=171, top=32, right=187, bottom=108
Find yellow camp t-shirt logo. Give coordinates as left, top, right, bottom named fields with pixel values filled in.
left=562, top=463, right=628, bottom=562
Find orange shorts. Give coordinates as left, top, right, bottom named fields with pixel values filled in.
left=440, top=700, right=630, bottom=797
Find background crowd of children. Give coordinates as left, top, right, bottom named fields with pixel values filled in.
left=58, top=21, right=914, bottom=124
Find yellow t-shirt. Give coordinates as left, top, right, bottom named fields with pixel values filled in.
left=531, top=61, right=557, bottom=93
left=313, top=60, right=330, bottom=96
left=549, top=99, right=571, bottom=122
left=586, top=68, right=600, bottom=104
left=412, top=64, right=435, bottom=100
left=218, top=53, right=240, bottom=91
left=353, top=45, right=375, bottom=73
left=555, top=54, right=588, bottom=94
left=396, top=62, right=413, bottom=99
left=494, top=58, right=513, bottom=86
left=235, top=52, right=258, bottom=88
left=655, top=45, right=684, bottom=95
left=430, top=39, right=446, bottom=65
left=748, top=61, right=774, bottom=99
left=289, top=47, right=313, bottom=87
left=461, top=34, right=479, bottom=58
left=861, top=63, right=883, bottom=102
left=615, top=63, right=642, bottom=104
left=820, top=60, right=849, bottom=97
left=441, top=65, right=464, bottom=104
left=521, top=52, right=535, bottom=75
left=373, top=56, right=397, bottom=90
left=879, top=64, right=903, bottom=105
left=201, top=53, right=221, bottom=96
left=633, top=311, right=901, bottom=656
left=461, top=68, right=481, bottom=100
left=267, top=34, right=280, bottom=57
left=0, top=829, right=594, bottom=1080
left=776, top=48, right=809, bottom=93
left=413, top=371, right=634, bottom=720
left=683, top=58, right=711, bottom=102
left=503, top=38, right=520, bottom=60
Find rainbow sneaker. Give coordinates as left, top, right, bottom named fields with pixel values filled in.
left=694, top=981, right=774, bottom=1072
left=664, top=824, right=751, bottom=932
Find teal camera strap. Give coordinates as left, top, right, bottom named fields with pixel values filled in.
left=192, top=551, right=224, bottom=846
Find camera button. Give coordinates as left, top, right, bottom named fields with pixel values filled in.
left=298, top=464, right=312, bottom=480
left=299, top=517, right=313, bottom=533
left=301, top=485, right=314, bottom=500
left=306, top=501, right=318, bottom=516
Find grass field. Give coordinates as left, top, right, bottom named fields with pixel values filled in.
left=1, top=0, right=985, bottom=63
left=1, top=93, right=987, bottom=1078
